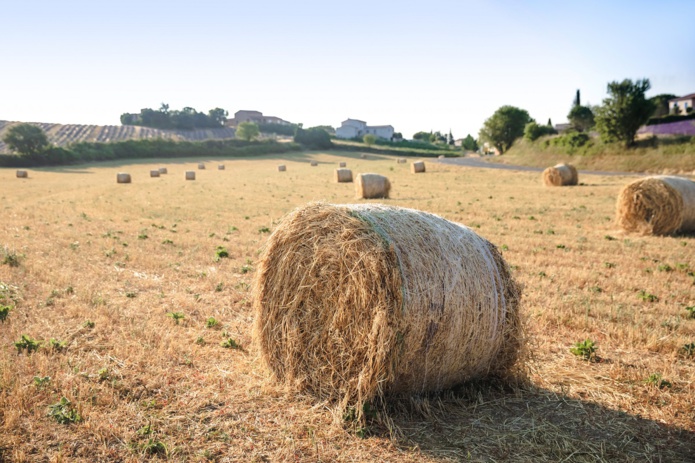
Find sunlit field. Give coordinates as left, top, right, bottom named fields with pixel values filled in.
left=1, top=151, right=693, bottom=462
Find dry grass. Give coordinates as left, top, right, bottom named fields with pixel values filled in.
left=1, top=152, right=694, bottom=462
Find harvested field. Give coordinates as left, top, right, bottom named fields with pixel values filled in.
left=0, top=152, right=693, bottom=462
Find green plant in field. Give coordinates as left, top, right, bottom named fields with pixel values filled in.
left=0, top=305, right=11, bottom=322
left=49, top=338, right=67, bottom=352
left=221, top=337, right=241, bottom=349
left=98, top=367, right=110, bottom=381
left=638, top=290, right=658, bottom=302
left=2, top=248, right=21, bottom=267
left=33, top=376, right=51, bottom=388
left=206, top=317, right=219, bottom=328
left=686, top=306, right=695, bottom=319
left=604, top=262, right=616, bottom=269
left=83, top=320, right=95, bottom=328
left=240, top=264, right=252, bottom=274
left=258, top=226, right=271, bottom=234
left=141, top=439, right=167, bottom=455
left=167, top=312, right=185, bottom=324
left=47, top=397, right=82, bottom=424
left=162, top=239, right=174, bottom=245
left=645, top=373, right=671, bottom=389
left=570, top=339, right=597, bottom=361
left=215, top=246, right=229, bottom=259
left=195, top=336, right=205, bottom=345
left=682, top=342, right=695, bottom=357
left=604, top=235, right=617, bottom=241
left=215, top=282, right=224, bottom=292
left=657, top=264, right=673, bottom=272
left=15, top=334, right=41, bottom=354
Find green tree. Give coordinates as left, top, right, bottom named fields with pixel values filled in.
left=524, top=122, right=557, bottom=141
left=479, top=106, right=532, bottom=154
left=413, top=131, right=433, bottom=142
left=294, top=127, right=333, bottom=149
left=567, top=105, right=595, bottom=132
left=363, top=134, right=376, bottom=146
left=461, top=134, right=479, bottom=151
left=2, top=123, right=50, bottom=156
left=649, top=94, right=677, bottom=118
left=208, top=108, right=229, bottom=127
left=594, top=78, right=655, bottom=148
left=236, top=122, right=260, bottom=141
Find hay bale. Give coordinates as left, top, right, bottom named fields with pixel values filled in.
left=310, top=161, right=318, bottom=167
left=616, top=175, right=695, bottom=235
left=278, top=165, right=287, bottom=172
left=198, top=163, right=206, bottom=170
left=334, top=168, right=353, bottom=183
left=116, top=173, right=131, bottom=184
left=253, top=202, right=522, bottom=418
left=411, top=161, right=426, bottom=173
left=360, top=154, right=367, bottom=159
left=438, top=155, right=446, bottom=159
left=185, top=171, right=196, bottom=181
left=150, top=170, right=160, bottom=178
left=158, top=167, right=168, bottom=174
left=355, top=173, right=390, bottom=199
left=16, top=170, right=28, bottom=178
left=218, top=164, right=225, bottom=170
left=542, top=163, right=578, bottom=186
left=339, top=162, right=347, bottom=168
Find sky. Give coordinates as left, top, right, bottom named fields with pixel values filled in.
left=2, top=0, right=694, bottom=139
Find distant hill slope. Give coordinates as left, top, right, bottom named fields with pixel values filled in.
left=0, top=120, right=236, bottom=153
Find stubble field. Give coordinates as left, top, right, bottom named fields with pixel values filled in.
left=0, top=152, right=694, bottom=462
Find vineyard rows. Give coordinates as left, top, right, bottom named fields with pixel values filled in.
left=0, top=121, right=237, bottom=153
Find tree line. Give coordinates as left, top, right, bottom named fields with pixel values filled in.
left=120, top=104, right=229, bottom=130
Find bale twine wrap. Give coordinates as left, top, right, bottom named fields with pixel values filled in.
left=253, top=203, right=522, bottom=418
left=198, top=163, right=206, bottom=170
left=411, top=161, right=426, bottom=173
left=542, top=163, right=578, bottom=186
left=310, top=161, right=318, bottom=167
left=218, top=164, right=225, bottom=170
left=335, top=168, right=353, bottom=183
left=16, top=170, right=28, bottom=178
left=150, top=170, right=160, bottom=178
left=116, top=173, right=131, bottom=184
left=355, top=173, right=390, bottom=199
left=339, top=162, right=347, bottom=168
left=158, top=167, right=168, bottom=174
left=278, top=165, right=287, bottom=172
left=185, top=171, right=196, bottom=181
left=616, top=175, right=695, bottom=235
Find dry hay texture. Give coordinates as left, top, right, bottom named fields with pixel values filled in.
left=616, top=175, right=695, bottom=235
left=116, top=172, right=131, bottom=184
left=185, top=171, right=196, bottom=181
left=16, top=170, right=28, bottom=178
left=253, top=203, right=522, bottom=420
left=158, top=167, right=168, bottom=174
left=355, top=173, right=391, bottom=199
left=149, top=170, right=160, bottom=178
left=542, top=163, right=578, bottom=186
left=278, top=164, right=287, bottom=172
left=334, top=168, right=353, bottom=183
left=411, top=161, right=426, bottom=173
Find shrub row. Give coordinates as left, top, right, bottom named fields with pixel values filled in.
left=646, top=112, right=695, bottom=126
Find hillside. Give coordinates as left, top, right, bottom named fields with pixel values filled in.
left=0, top=120, right=236, bottom=153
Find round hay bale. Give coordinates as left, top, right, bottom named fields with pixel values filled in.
left=438, top=155, right=446, bottom=159
left=339, top=162, right=347, bottom=168
left=310, top=161, right=318, bottom=167
left=116, top=173, right=131, bottom=184
left=218, top=164, right=225, bottom=170
left=253, top=202, right=522, bottom=417
left=334, top=168, right=353, bottom=183
left=396, top=158, right=407, bottom=164
left=158, top=167, right=168, bottom=174
left=185, top=171, right=196, bottom=181
left=355, top=173, right=390, bottom=199
left=542, top=163, right=578, bottom=186
left=198, top=163, right=206, bottom=170
left=616, top=175, right=695, bottom=235
left=360, top=154, right=367, bottom=159
left=16, top=170, right=28, bottom=178
left=411, top=161, right=426, bottom=173
left=150, top=170, right=160, bottom=178
left=278, top=165, right=287, bottom=172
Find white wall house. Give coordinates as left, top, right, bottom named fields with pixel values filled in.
left=335, top=118, right=395, bottom=140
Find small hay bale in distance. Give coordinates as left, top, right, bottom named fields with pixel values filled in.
left=339, top=162, right=347, bottom=168
left=438, top=154, right=446, bottom=159
left=334, top=168, right=353, bottom=183
left=198, top=163, right=206, bottom=170
left=150, top=170, right=160, bottom=178
left=116, top=173, right=131, bottom=184
left=310, top=161, right=318, bottom=167
left=360, top=154, right=367, bottom=159
left=355, top=173, right=390, bottom=199
left=277, top=165, right=287, bottom=172
left=411, top=160, right=426, bottom=173
left=253, top=202, right=522, bottom=418
left=396, top=158, right=407, bottom=164
left=158, top=167, right=168, bottom=174
left=542, top=163, right=578, bottom=186
left=16, top=170, right=28, bottom=178
left=218, top=164, right=225, bottom=170
left=616, top=175, right=695, bottom=235
left=185, top=171, right=196, bottom=181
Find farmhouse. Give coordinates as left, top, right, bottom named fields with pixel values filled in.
left=335, top=118, right=395, bottom=140
left=226, top=110, right=292, bottom=127
left=668, top=93, right=695, bottom=114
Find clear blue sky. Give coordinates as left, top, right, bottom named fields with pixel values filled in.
left=2, top=0, right=694, bottom=139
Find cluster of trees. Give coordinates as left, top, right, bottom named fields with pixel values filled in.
left=120, top=104, right=229, bottom=130
left=480, top=78, right=659, bottom=152
left=412, top=130, right=455, bottom=145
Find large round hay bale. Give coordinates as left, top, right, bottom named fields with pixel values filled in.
left=253, top=203, right=522, bottom=418
left=16, top=170, right=28, bottom=178
left=616, top=175, right=695, bottom=235
left=218, top=164, right=225, bottom=170
left=334, top=168, right=353, bottom=183
left=150, top=170, right=160, bottom=178
left=411, top=161, right=426, bottom=173
left=542, top=163, right=578, bottom=186
left=185, top=171, right=196, bottom=181
left=355, top=173, right=390, bottom=199
left=198, top=163, right=206, bottom=170
left=339, top=162, right=347, bottom=168
left=116, top=173, right=131, bottom=184
left=278, top=165, right=287, bottom=172
left=310, top=161, right=318, bottom=167
left=158, top=167, right=168, bottom=174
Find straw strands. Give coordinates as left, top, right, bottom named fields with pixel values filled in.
left=411, top=161, right=426, bottom=173
left=334, top=168, right=353, bottom=183
left=616, top=175, right=695, bottom=235
left=116, top=173, right=131, bottom=184
left=16, top=170, right=28, bottom=178
left=542, top=163, right=578, bottom=186
left=253, top=202, right=522, bottom=420
left=355, top=173, right=390, bottom=199
left=185, top=171, right=196, bottom=181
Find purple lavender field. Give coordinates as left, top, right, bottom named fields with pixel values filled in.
left=639, top=120, right=695, bottom=136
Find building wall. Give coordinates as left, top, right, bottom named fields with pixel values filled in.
left=336, top=125, right=360, bottom=139
left=669, top=99, right=694, bottom=114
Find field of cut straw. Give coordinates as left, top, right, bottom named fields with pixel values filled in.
left=1, top=152, right=694, bottom=462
